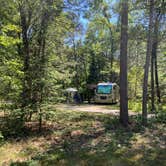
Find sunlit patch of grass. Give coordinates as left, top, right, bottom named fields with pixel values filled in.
left=0, top=136, right=51, bottom=165
left=0, top=142, right=25, bottom=165
left=19, top=146, right=39, bottom=157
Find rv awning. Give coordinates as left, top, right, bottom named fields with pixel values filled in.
left=65, top=88, right=78, bottom=92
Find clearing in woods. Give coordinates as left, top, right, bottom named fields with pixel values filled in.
left=56, top=103, right=136, bottom=115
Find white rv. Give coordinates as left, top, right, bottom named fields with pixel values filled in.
left=94, top=83, right=119, bottom=104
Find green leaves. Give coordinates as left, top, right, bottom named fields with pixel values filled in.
left=2, top=24, right=21, bottom=33
left=0, top=24, right=21, bottom=47
left=0, top=58, right=23, bottom=101
left=0, top=36, right=21, bottom=47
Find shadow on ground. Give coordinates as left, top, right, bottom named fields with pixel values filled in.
left=1, top=110, right=166, bottom=166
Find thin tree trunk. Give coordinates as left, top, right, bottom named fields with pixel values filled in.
left=151, top=41, right=155, bottom=112
left=38, top=106, right=42, bottom=132
left=110, top=27, right=114, bottom=72
left=135, top=41, right=139, bottom=98
left=73, top=39, right=79, bottom=90
left=37, top=4, right=48, bottom=132
left=103, top=10, right=114, bottom=79
left=142, top=0, right=154, bottom=125
left=151, top=11, right=162, bottom=111
left=154, top=47, right=161, bottom=103
left=153, top=15, right=161, bottom=103
left=120, top=0, right=129, bottom=126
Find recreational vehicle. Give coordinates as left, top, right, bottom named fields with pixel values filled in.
left=94, top=83, right=119, bottom=104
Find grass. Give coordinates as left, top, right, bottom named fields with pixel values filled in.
left=0, top=107, right=166, bottom=166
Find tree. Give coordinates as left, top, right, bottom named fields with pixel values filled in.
left=18, top=1, right=31, bottom=117
left=153, top=17, right=161, bottom=104
left=120, top=0, right=129, bottom=126
left=102, top=3, right=115, bottom=71
left=142, top=0, right=154, bottom=125
left=150, top=0, right=166, bottom=111
left=151, top=10, right=160, bottom=112
left=153, top=0, right=166, bottom=104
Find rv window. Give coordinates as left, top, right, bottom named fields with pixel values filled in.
left=97, top=85, right=112, bottom=94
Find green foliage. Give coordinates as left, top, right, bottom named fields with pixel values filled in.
left=128, top=100, right=142, bottom=112
left=155, top=111, right=166, bottom=123
left=0, top=0, right=165, bottom=164
left=0, top=109, right=25, bottom=137
left=0, top=24, right=21, bottom=47
left=0, top=59, right=23, bottom=102
left=10, top=160, right=39, bottom=166
left=0, top=0, right=165, bottom=138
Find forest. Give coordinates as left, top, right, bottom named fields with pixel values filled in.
left=0, top=0, right=166, bottom=165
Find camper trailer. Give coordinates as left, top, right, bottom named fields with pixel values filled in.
left=94, top=83, right=119, bottom=104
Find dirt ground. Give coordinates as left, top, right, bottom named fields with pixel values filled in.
left=56, top=103, right=137, bottom=116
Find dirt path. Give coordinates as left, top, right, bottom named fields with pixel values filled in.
left=56, top=104, right=137, bottom=116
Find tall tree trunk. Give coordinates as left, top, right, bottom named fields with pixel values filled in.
left=153, top=15, right=161, bottom=103
left=120, top=0, right=129, bottom=126
left=134, top=40, right=139, bottom=98
left=110, top=27, right=114, bottom=72
left=154, top=47, right=161, bottom=103
left=102, top=9, right=114, bottom=80
left=19, top=5, right=31, bottom=119
left=142, top=0, right=154, bottom=125
left=151, top=41, right=155, bottom=112
left=36, top=6, right=48, bottom=132
left=151, top=10, right=162, bottom=111
left=73, top=39, right=79, bottom=90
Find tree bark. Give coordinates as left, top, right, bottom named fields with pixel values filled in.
left=134, top=40, right=139, bottom=98
left=151, top=9, right=162, bottom=111
left=151, top=40, right=155, bottom=112
left=19, top=4, right=31, bottom=118
left=154, top=45, right=161, bottom=103
left=153, top=15, right=161, bottom=103
left=142, top=0, right=154, bottom=125
left=102, top=9, right=114, bottom=79
left=120, top=0, right=129, bottom=126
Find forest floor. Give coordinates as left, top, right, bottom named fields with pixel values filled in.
left=56, top=103, right=136, bottom=115
left=0, top=105, right=166, bottom=166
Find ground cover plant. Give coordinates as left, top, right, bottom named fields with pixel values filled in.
left=0, top=106, right=165, bottom=166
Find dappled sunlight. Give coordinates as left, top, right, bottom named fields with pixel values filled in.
left=0, top=0, right=165, bottom=165
left=0, top=138, right=46, bottom=165
left=56, top=103, right=138, bottom=116
left=1, top=109, right=165, bottom=165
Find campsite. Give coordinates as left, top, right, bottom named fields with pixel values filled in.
left=0, top=0, right=166, bottom=165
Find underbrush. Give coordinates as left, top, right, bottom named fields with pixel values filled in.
left=128, top=100, right=142, bottom=112
left=0, top=106, right=165, bottom=166
left=129, top=100, right=166, bottom=113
